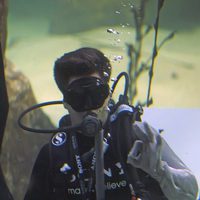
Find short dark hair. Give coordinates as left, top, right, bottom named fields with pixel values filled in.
left=54, top=47, right=112, bottom=93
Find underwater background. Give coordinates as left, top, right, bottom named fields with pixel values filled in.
left=3, top=0, right=200, bottom=198
left=7, top=0, right=200, bottom=107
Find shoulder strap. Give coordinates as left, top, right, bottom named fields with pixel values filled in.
left=49, top=130, right=69, bottom=199
left=109, top=101, right=152, bottom=199
left=49, top=115, right=72, bottom=174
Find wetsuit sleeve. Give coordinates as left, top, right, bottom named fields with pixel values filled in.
left=127, top=121, right=199, bottom=200
left=24, top=144, right=51, bottom=200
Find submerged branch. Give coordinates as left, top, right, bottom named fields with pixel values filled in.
left=146, top=0, right=165, bottom=107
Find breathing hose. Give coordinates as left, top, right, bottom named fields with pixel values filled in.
left=18, top=71, right=130, bottom=134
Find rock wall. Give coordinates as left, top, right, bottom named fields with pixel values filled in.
left=1, top=1, right=54, bottom=199
left=0, top=61, right=54, bottom=200
left=0, top=0, right=7, bottom=54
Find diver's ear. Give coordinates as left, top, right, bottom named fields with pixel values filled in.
left=63, top=101, right=74, bottom=114
left=63, top=101, right=70, bottom=110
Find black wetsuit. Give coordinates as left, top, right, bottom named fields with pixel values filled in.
left=24, top=130, right=167, bottom=200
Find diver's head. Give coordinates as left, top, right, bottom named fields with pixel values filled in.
left=54, top=47, right=112, bottom=125
left=54, top=47, right=111, bottom=92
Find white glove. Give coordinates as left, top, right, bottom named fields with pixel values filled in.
left=127, top=121, right=198, bottom=200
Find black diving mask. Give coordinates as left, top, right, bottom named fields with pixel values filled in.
left=64, top=77, right=110, bottom=112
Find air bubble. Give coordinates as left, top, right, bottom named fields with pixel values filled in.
left=114, top=38, right=121, bottom=43
left=111, top=78, right=117, bottom=82
left=107, top=28, right=120, bottom=35
left=113, top=55, right=123, bottom=61
left=103, top=72, right=109, bottom=77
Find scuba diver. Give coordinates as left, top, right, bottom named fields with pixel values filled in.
left=23, top=47, right=198, bottom=200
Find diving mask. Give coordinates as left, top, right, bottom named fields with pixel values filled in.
left=64, top=77, right=110, bottom=112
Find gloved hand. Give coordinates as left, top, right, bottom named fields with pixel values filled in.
left=127, top=121, right=163, bottom=180
left=127, top=122, right=198, bottom=200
